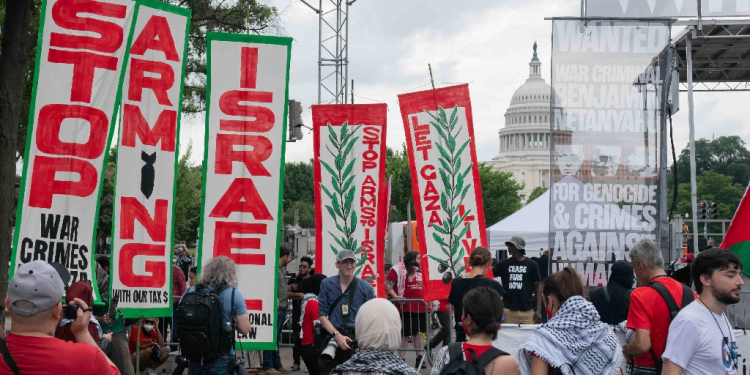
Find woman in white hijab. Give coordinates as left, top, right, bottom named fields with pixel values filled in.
left=331, top=298, right=420, bottom=375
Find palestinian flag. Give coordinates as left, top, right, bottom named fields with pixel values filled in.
left=721, top=184, right=750, bottom=277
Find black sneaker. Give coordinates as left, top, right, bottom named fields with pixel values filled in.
left=415, top=355, right=427, bottom=369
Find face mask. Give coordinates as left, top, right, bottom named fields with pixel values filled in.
left=544, top=306, right=553, bottom=318
left=143, top=324, right=154, bottom=332
left=461, top=318, right=471, bottom=336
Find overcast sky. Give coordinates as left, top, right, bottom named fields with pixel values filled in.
left=177, top=0, right=750, bottom=167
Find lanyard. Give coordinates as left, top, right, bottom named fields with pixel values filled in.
left=699, top=297, right=736, bottom=370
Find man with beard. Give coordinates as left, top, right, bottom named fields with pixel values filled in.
left=662, top=249, right=743, bottom=375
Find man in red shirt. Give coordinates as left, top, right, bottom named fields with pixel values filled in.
left=129, top=318, right=170, bottom=374
left=624, top=238, right=696, bottom=375
left=0, top=260, right=119, bottom=374
left=386, top=251, right=427, bottom=368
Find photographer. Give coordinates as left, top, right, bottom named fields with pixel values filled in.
left=0, top=260, right=119, bottom=374
left=128, top=318, right=171, bottom=374
left=317, top=250, right=375, bottom=375
left=55, top=281, right=103, bottom=345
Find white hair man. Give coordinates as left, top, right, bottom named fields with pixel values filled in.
left=0, top=260, right=119, bottom=374
left=623, top=238, right=696, bottom=375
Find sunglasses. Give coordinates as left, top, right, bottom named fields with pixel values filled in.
left=143, top=320, right=156, bottom=325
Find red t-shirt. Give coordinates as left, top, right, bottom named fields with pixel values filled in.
left=0, top=333, right=119, bottom=375
left=386, top=269, right=425, bottom=312
left=435, top=299, right=450, bottom=312
left=462, top=343, right=492, bottom=362
left=128, top=326, right=159, bottom=354
left=626, top=277, right=696, bottom=368
left=301, top=300, right=319, bottom=346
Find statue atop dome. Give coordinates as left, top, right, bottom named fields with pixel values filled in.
left=532, top=41, right=539, bottom=61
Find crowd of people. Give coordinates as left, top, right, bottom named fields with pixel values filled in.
left=0, top=237, right=743, bottom=375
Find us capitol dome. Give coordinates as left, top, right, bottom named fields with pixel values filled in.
left=487, top=42, right=553, bottom=203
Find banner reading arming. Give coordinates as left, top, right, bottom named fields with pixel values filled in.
left=110, top=0, right=190, bottom=318
left=398, top=85, right=488, bottom=301
left=313, top=104, right=388, bottom=298
left=549, top=20, right=669, bottom=286
left=199, top=33, right=291, bottom=350
left=12, top=0, right=136, bottom=294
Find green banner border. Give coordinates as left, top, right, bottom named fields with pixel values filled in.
left=198, top=32, right=292, bottom=351
left=10, top=0, right=139, bottom=305
left=109, top=0, right=192, bottom=319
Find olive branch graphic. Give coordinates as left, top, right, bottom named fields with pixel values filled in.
left=319, top=122, right=374, bottom=282
left=424, top=106, right=473, bottom=283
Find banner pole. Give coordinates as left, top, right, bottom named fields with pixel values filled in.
left=135, top=317, right=143, bottom=372
left=686, top=33, right=700, bottom=256
left=428, top=64, right=435, bottom=90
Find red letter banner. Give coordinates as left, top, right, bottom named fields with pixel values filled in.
left=12, top=0, right=136, bottom=297
left=313, top=104, right=388, bottom=298
left=111, top=0, right=191, bottom=318
left=198, top=33, right=292, bottom=350
left=397, top=84, right=489, bottom=301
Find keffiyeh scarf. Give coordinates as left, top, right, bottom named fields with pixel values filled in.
left=392, top=262, right=407, bottom=296
left=516, top=296, right=623, bottom=375
left=299, top=293, right=318, bottom=339
left=59, top=315, right=103, bottom=340
left=333, top=349, right=420, bottom=375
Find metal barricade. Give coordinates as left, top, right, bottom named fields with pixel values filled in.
left=281, top=297, right=298, bottom=347
left=390, top=299, right=434, bottom=370
left=726, top=291, right=750, bottom=329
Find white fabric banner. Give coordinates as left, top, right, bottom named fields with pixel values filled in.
left=111, top=0, right=190, bottom=318
left=199, top=33, right=291, bottom=350
left=12, top=0, right=136, bottom=298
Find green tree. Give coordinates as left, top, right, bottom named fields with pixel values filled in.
left=674, top=136, right=750, bottom=186
left=478, top=163, right=523, bottom=226
left=95, top=147, right=118, bottom=253
left=283, top=201, right=315, bottom=229
left=527, top=186, right=547, bottom=203
left=173, top=143, right=203, bottom=244
left=384, top=146, right=416, bottom=222
left=282, top=161, right=315, bottom=227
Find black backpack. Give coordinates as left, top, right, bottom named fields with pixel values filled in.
left=438, top=343, right=508, bottom=375
left=177, top=284, right=233, bottom=363
left=644, top=280, right=695, bottom=373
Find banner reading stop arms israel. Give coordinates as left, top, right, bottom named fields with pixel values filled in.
left=12, top=0, right=136, bottom=297
left=398, top=85, right=489, bottom=301
left=110, top=0, right=191, bottom=318
left=199, top=33, right=291, bottom=350
left=313, top=104, right=388, bottom=298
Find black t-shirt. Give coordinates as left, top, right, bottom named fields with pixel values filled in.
left=589, top=283, right=632, bottom=325
left=493, top=257, right=541, bottom=312
left=536, top=255, right=550, bottom=281
left=447, top=275, right=505, bottom=327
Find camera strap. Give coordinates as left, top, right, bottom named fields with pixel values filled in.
left=0, top=339, right=21, bottom=375
left=342, top=278, right=357, bottom=331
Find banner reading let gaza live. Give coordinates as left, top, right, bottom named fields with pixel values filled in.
left=198, top=33, right=291, bottom=350
left=549, top=20, right=668, bottom=286
left=12, top=0, right=136, bottom=295
left=110, top=0, right=190, bottom=318
left=398, top=85, right=488, bottom=301
left=313, top=104, right=388, bottom=298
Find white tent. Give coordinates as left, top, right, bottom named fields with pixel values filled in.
left=487, top=190, right=550, bottom=258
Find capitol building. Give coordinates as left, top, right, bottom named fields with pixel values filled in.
left=487, top=43, right=552, bottom=203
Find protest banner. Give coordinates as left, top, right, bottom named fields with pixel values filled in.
left=398, top=85, right=488, bottom=301
left=12, top=0, right=136, bottom=297
left=313, top=104, right=388, bottom=298
left=549, top=20, right=669, bottom=286
left=110, top=0, right=190, bottom=318
left=587, top=0, right=750, bottom=18
left=198, top=33, right=291, bottom=349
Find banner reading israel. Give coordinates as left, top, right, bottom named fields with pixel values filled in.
left=398, top=85, right=488, bottom=301
left=199, top=33, right=291, bottom=350
left=313, top=104, right=388, bottom=298
left=12, top=0, right=136, bottom=295
left=110, top=0, right=190, bottom=318
left=549, top=20, right=669, bottom=286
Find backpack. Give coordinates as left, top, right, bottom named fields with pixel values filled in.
left=438, top=343, right=508, bottom=375
left=177, top=284, right=233, bottom=363
left=644, top=279, right=695, bottom=373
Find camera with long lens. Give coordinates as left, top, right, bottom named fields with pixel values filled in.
left=320, top=338, right=338, bottom=364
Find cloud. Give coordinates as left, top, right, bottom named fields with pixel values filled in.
left=179, top=0, right=750, bottom=170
